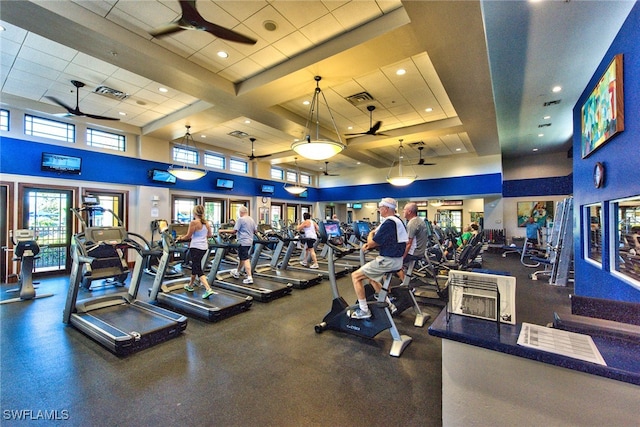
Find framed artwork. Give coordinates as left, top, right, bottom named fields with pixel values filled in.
left=581, top=54, right=624, bottom=158
left=517, top=201, right=554, bottom=227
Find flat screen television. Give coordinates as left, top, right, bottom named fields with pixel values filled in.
left=216, top=178, right=234, bottom=190
left=352, top=203, right=362, bottom=209
left=41, top=152, right=82, bottom=175
left=296, top=190, right=308, bottom=198
left=148, top=169, right=177, bottom=184
left=261, top=184, right=275, bottom=194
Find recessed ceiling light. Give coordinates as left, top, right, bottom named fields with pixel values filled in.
left=200, top=135, right=206, bottom=138
left=217, top=51, right=229, bottom=59
left=455, top=148, right=461, bottom=151
left=118, top=112, right=126, bottom=116
left=396, top=69, right=406, bottom=76
left=159, top=87, right=168, bottom=93
left=347, top=126, right=353, bottom=130
left=244, top=120, right=251, bottom=124
left=0, top=25, right=6, bottom=32
left=425, top=107, right=433, bottom=113
left=302, top=100, right=310, bottom=106
left=543, top=115, right=551, bottom=120
left=538, top=133, right=544, bottom=137
left=552, top=86, right=562, bottom=93
left=533, top=148, right=539, bottom=152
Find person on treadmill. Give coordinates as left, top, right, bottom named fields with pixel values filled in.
left=296, top=212, right=319, bottom=269
left=348, top=197, right=407, bottom=319
left=178, top=205, right=216, bottom=299
left=220, top=205, right=257, bottom=284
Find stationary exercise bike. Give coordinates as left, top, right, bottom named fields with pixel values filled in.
left=313, top=220, right=412, bottom=357
left=1, top=229, right=53, bottom=304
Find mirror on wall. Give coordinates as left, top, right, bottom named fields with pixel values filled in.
left=610, top=195, right=640, bottom=286
left=584, top=202, right=603, bottom=265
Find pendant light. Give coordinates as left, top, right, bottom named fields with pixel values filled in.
left=284, top=158, right=307, bottom=195
left=386, top=139, right=417, bottom=186
left=291, top=76, right=345, bottom=161
left=168, top=125, right=207, bottom=180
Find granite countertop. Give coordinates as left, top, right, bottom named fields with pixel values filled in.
left=428, top=309, right=640, bottom=386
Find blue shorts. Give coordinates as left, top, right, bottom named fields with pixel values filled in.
left=357, top=256, right=403, bottom=284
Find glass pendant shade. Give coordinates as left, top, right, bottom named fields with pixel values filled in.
left=168, top=125, right=207, bottom=180
left=386, top=140, right=417, bottom=186
left=292, top=76, right=345, bottom=161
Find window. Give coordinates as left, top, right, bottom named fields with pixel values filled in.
left=271, top=167, right=284, bottom=180
left=86, top=128, right=125, bottom=151
left=24, top=114, right=75, bottom=143
left=286, top=170, right=297, bottom=182
left=204, top=152, right=225, bottom=169
left=173, top=197, right=198, bottom=224
left=300, top=173, right=311, bottom=185
left=610, top=195, right=640, bottom=288
left=0, top=109, right=8, bottom=131
left=584, top=203, right=603, bottom=265
left=230, top=158, right=248, bottom=174
left=173, top=146, right=198, bottom=165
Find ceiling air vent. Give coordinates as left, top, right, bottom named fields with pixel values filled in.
left=94, top=85, right=129, bottom=101
left=538, top=123, right=552, bottom=128
left=345, top=91, right=375, bottom=106
left=228, top=130, right=249, bottom=138
left=543, top=100, right=561, bottom=107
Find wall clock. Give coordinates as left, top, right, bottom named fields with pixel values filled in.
left=594, top=162, right=605, bottom=188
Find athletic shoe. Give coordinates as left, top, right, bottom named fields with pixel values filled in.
left=347, top=307, right=372, bottom=319
left=202, top=289, right=216, bottom=299
left=300, top=261, right=308, bottom=267
left=242, top=277, right=254, bottom=284
left=230, top=269, right=240, bottom=279
left=183, top=284, right=195, bottom=292
left=310, top=263, right=319, bottom=269
left=388, top=302, right=398, bottom=315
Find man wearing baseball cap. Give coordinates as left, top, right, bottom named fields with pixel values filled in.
left=348, top=197, right=408, bottom=319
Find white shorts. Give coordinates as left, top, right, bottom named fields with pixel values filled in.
left=358, top=255, right=403, bottom=284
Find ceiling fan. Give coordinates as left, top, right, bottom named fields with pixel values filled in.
left=149, top=0, right=257, bottom=45
left=413, top=146, right=436, bottom=166
left=322, top=161, right=339, bottom=176
left=345, top=105, right=388, bottom=137
left=45, top=80, right=120, bottom=121
left=244, top=137, right=271, bottom=160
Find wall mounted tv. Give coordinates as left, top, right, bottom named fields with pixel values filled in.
left=261, top=184, right=275, bottom=194
left=216, top=178, right=234, bottom=190
left=148, top=169, right=177, bottom=184
left=41, top=152, right=82, bottom=175
left=352, top=203, right=362, bottom=209
left=296, top=189, right=308, bottom=198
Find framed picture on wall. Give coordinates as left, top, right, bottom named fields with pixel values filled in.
left=517, top=201, right=554, bottom=227
left=581, top=54, right=624, bottom=158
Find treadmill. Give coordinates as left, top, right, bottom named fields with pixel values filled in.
left=209, top=236, right=293, bottom=302
left=251, top=232, right=323, bottom=289
left=63, top=225, right=187, bottom=356
left=283, top=236, right=354, bottom=279
left=147, top=231, right=252, bottom=321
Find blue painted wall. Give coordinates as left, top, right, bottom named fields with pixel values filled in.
left=572, top=2, right=640, bottom=302
left=2, top=136, right=570, bottom=202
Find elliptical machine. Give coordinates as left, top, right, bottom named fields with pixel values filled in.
left=313, top=220, right=412, bottom=357
left=1, top=229, right=53, bottom=304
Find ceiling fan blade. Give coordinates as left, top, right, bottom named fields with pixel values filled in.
left=153, top=0, right=257, bottom=44
left=199, top=21, right=257, bottom=45
left=369, top=121, right=382, bottom=134
left=149, top=23, right=184, bottom=38
left=45, top=96, right=77, bottom=115
left=84, top=112, right=120, bottom=121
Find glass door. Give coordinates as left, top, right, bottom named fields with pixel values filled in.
left=22, top=188, right=74, bottom=274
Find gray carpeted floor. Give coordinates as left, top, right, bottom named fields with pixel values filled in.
left=0, top=251, right=572, bottom=426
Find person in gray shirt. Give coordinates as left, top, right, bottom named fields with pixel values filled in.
left=220, top=205, right=257, bottom=284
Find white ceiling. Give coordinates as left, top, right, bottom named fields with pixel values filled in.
left=0, top=0, right=635, bottom=176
